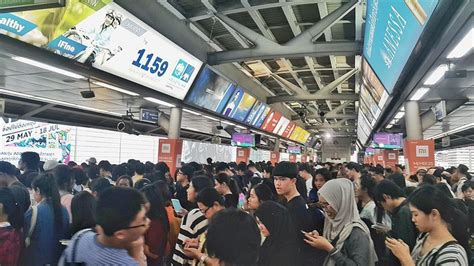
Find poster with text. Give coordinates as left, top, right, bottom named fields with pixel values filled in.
left=260, top=110, right=282, bottom=133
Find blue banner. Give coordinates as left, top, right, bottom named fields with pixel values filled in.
left=363, top=0, right=439, bottom=93
left=48, top=35, right=87, bottom=57
left=0, top=13, right=36, bottom=36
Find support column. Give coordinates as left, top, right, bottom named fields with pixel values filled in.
left=403, top=101, right=435, bottom=174
left=158, top=107, right=183, bottom=176
left=270, top=138, right=280, bottom=165
left=404, top=101, right=423, bottom=140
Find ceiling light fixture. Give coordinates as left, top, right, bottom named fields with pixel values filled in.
left=12, top=56, right=85, bottom=79
left=424, top=65, right=448, bottom=85
left=325, top=133, right=331, bottom=139
left=410, top=87, right=430, bottom=101
left=184, top=127, right=200, bottom=132
left=447, top=28, right=474, bottom=59
left=428, top=123, right=474, bottom=139
left=203, top=115, right=219, bottom=121
left=386, top=124, right=393, bottom=129
left=222, top=121, right=236, bottom=126
left=92, top=81, right=139, bottom=96
left=236, top=125, right=246, bottom=129
left=144, top=97, right=175, bottom=107
left=394, top=111, right=405, bottom=119
left=183, top=108, right=201, bottom=116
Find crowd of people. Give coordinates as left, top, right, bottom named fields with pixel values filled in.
left=0, top=151, right=472, bottom=265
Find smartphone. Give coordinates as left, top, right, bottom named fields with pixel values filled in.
left=371, top=223, right=391, bottom=233
left=171, top=199, right=183, bottom=213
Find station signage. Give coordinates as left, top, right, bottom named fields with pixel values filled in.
left=139, top=108, right=159, bottom=124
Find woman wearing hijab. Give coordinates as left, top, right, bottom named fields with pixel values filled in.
left=303, top=178, right=378, bottom=266
left=255, top=201, right=298, bottom=266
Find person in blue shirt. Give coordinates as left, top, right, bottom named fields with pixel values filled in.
left=23, top=174, right=69, bottom=266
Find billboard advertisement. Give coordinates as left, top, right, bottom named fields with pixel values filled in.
left=221, top=87, right=257, bottom=121
left=272, top=116, right=290, bottom=136
left=282, top=122, right=296, bottom=139
left=260, top=110, right=282, bottom=133
left=373, top=133, right=403, bottom=149
left=185, top=66, right=236, bottom=113
left=0, top=1, right=202, bottom=100
left=252, top=106, right=271, bottom=128
left=361, top=58, right=389, bottom=109
left=363, top=0, right=439, bottom=93
left=0, top=120, right=72, bottom=163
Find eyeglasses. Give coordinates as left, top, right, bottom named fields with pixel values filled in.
left=199, top=207, right=210, bottom=214
left=121, top=223, right=147, bottom=230
left=177, top=171, right=184, bottom=175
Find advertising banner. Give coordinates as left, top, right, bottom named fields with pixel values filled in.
left=158, top=139, right=183, bottom=177
left=221, top=88, right=256, bottom=121
left=0, top=120, right=72, bottom=163
left=270, top=151, right=280, bottom=166
left=403, top=139, right=435, bottom=175
left=261, top=110, right=282, bottom=133
left=363, top=0, right=439, bottom=93
left=236, top=147, right=250, bottom=164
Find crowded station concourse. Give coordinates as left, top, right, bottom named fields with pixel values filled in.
left=0, top=0, right=473, bottom=266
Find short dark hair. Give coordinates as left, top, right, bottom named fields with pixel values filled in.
left=0, top=161, right=17, bottom=176
left=98, top=160, right=112, bottom=172
left=215, top=162, right=229, bottom=173
left=272, top=161, right=298, bottom=179
left=388, top=173, right=406, bottom=188
left=180, top=164, right=195, bottom=180
left=346, top=162, right=361, bottom=173
left=20, top=152, right=40, bottom=170
left=298, top=163, right=313, bottom=174
left=421, top=174, right=437, bottom=186
left=461, top=181, right=474, bottom=192
left=155, top=162, right=170, bottom=174
left=206, top=209, right=260, bottom=265
left=71, top=191, right=97, bottom=235
left=373, top=166, right=385, bottom=176
left=249, top=183, right=275, bottom=203
left=134, top=163, right=145, bottom=175
left=53, top=164, right=73, bottom=189
left=112, top=165, right=128, bottom=181
left=374, top=180, right=406, bottom=203
left=360, top=174, right=377, bottom=199
left=96, top=187, right=146, bottom=236
left=196, top=188, right=224, bottom=207
left=207, top=157, right=213, bottom=165
left=190, top=176, right=214, bottom=194
left=87, top=165, right=100, bottom=179
left=72, top=167, right=88, bottom=186
left=90, top=178, right=113, bottom=196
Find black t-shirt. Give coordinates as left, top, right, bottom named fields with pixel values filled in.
left=9, top=181, right=31, bottom=214
left=286, top=195, right=326, bottom=266
left=175, top=183, right=193, bottom=211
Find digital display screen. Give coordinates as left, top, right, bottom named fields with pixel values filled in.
left=231, top=133, right=255, bottom=147
left=252, top=106, right=271, bottom=128
left=1, top=1, right=203, bottom=100
left=287, top=146, right=301, bottom=154
left=360, top=85, right=381, bottom=121
left=365, top=147, right=375, bottom=155
left=357, top=112, right=372, bottom=145
left=282, top=122, right=296, bottom=139
left=272, top=116, right=290, bottom=136
left=289, top=126, right=311, bottom=144
left=363, top=0, right=439, bottom=93
left=373, top=133, right=403, bottom=149
left=260, top=110, right=282, bottom=133
left=362, top=59, right=389, bottom=109
left=221, top=87, right=257, bottom=122
left=185, top=66, right=236, bottom=113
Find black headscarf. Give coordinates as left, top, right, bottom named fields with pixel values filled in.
left=255, top=201, right=298, bottom=266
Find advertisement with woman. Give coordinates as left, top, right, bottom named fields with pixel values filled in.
left=222, top=88, right=257, bottom=122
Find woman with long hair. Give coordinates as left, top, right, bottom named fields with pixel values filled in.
left=23, top=174, right=69, bottom=266
left=246, top=183, right=275, bottom=213
left=0, top=188, right=23, bottom=265
left=141, top=182, right=171, bottom=266
left=70, top=191, right=96, bottom=235
left=386, top=185, right=469, bottom=265
left=214, top=173, right=241, bottom=208
left=255, top=201, right=297, bottom=266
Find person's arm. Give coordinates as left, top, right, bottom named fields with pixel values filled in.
left=385, top=238, right=416, bottom=266
left=330, top=228, right=373, bottom=266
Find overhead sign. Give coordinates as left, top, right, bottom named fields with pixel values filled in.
left=363, top=0, right=439, bottom=93
left=0, top=0, right=65, bottom=13
left=441, top=136, right=450, bottom=147
left=403, top=139, right=435, bottom=175
left=139, top=108, right=159, bottom=123
left=1, top=1, right=202, bottom=100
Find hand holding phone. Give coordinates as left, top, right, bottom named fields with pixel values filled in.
left=171, top=199, right=183, bottom=213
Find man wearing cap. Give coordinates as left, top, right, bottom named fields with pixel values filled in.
left=43, top=160, right=60, bottom=172
left=87, top=157, right=97, bottom=166
left=273, top=161, right=325, bottom=266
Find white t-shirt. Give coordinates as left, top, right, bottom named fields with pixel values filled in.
left=305, top=177, right=313, bottom=197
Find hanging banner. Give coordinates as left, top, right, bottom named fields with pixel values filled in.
left=403, top=139, right=435, bottom=175
left=158, top=139, right=183, bottom=177
left=0, top=120, right=72, bottom=163
left=236, top=147, right=250, bottom=164
left=270, top=151, right=280, bottom=166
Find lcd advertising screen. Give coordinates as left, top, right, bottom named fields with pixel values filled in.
left=289, top=126, right=311, bottom=144
left=185, top=66, right=236, bottom=113
left=365, top=147, right=375, bottom=156
left=0, top=1, right=203, bottom=100
left=221, top=87, right=257, bottom=122
left=363, top=0, right=439, bottom=93
left=260, top=110, right=282, bottom=133
left=273, top=116, right=290, bottom=136
left=362, top=59, right=389, bottom=109
left=357, top=112, right=372, bottom=145
left=253, top=106, right=271, bottom=128
left=373, top=133, right=403, bottom=149
left=231, top=133, right=255, bottom=147
left=287, top=146, right=301, bottom=154
left=359, top=96, right=376, bottom=126
left=360, top=85, right=381, bottom=120
left=282, top=122, right=296, bottom=139
left=244, top=100, right=265, bottom=125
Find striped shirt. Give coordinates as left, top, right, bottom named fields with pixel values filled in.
left=62, top=229, right=139, bottom=265
left=411, top=233, right=468, bottom=265
left=171, top=209, right=208, bottom=265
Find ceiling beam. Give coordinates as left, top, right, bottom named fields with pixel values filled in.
left=307, top=124, right=356, bottom=130
left=19, top=103, right=55, bottom=119
left=291, top=113, right=356, bottom=120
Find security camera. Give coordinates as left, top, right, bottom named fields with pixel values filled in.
left=117, top=121, right=126, bottom=131
left=80, top=90, right=95, bottom=98
left=319, top=111, right=325, bottom=117
left=216, top=125, right=224, bottom=130
left=298, top=111, right=305, bottom=117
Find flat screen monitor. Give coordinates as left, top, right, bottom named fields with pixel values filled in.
left=287, top=146, right=301, bottom=154
left=221, top=87, right=257, bottom=122
left=365, top=147, right=375, bottom=156
left=363, top=0, right=439, bottom=93
left=185, top=66, right=236, bottom=113
left=260, top=110, right=282, bottom=133
left=231, top=133, right=255, bottom=147
left=372, top=133, right=403, bottom=149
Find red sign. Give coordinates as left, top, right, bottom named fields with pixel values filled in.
left=270, top=151, right=280, bottom=166
left=282, top=122, right=296, bottom=138
left=236, top=147, right=250, bottom=164
left=289, top=154, right=297, bottom=163
left=261, top=110, right=282, bottom=133
left=384, top=150, right=399, bottom=168
left=403, top=139, right=435, bottom=175
left=158, top=139, right=183, bottom=177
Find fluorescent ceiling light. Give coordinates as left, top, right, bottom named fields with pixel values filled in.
left=429, top=123, right=474, bottom=139
left=222, top=121, right=235, bottom=126
left=410, top=87, right=430, bottom=101
left=447, top=28, right=474, bottom=59
left=394, top=111, right=405, bottom=119
left=184, top=127, right=200, bottom=132
left=0, top=89, right=121, bottom=116
left=183, top=108, right=201, bottom=116
left=92, top=81, right=139, bottom=96
left=203, top=115, right=219, bottom=121
left=424, top=65, right=448, bottom=85
left=400, top=106, right=405, bottom=112
left=236, top=125, right=246, bottom=129
left=12, top=56, right=85, bottom=79
left=324, top=133, right=331, bottom=138
left=144, top=97, right=175, bottom=107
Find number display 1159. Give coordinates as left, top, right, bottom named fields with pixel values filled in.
left=131, top=49, right=169, bottom=77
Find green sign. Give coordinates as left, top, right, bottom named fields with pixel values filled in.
left=0, top=0, right=65, bottom=13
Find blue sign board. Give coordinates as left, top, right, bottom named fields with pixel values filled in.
left=140, top=109, right=159, bottom=123
left=363, top=0, right=439, bottom=93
